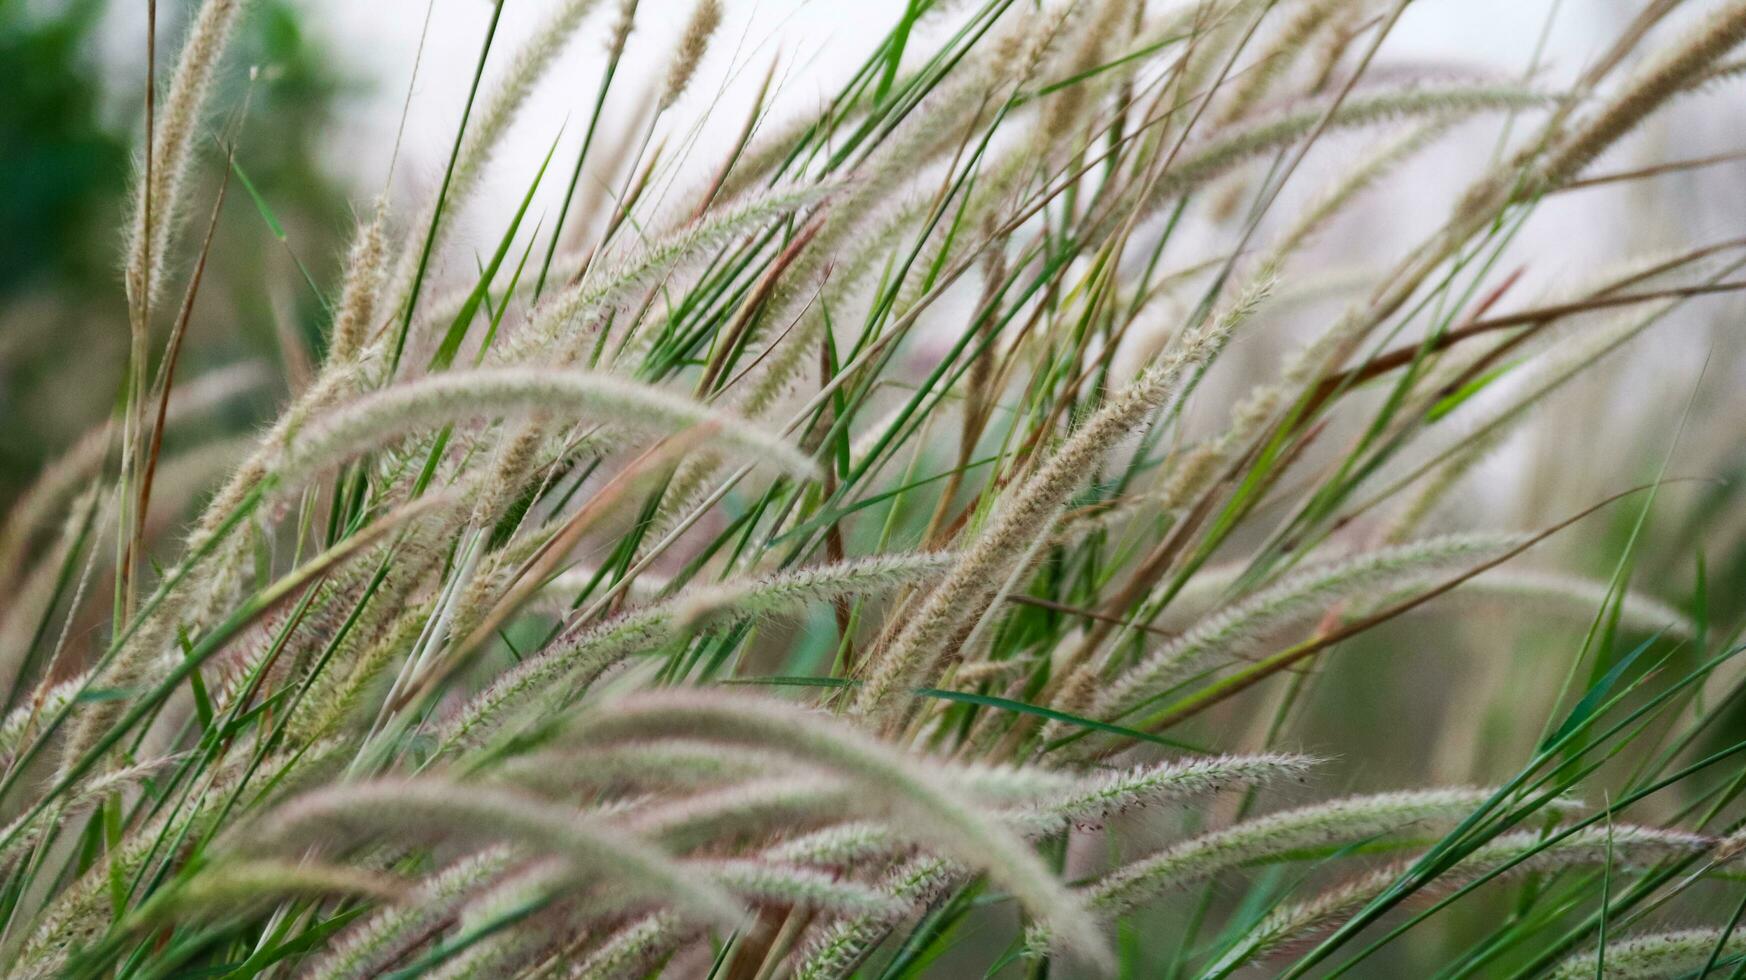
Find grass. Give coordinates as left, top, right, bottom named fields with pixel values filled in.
left=3, top=0, right=1746, bottom=976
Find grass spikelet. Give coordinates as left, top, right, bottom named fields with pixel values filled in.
left=765, top=821, right=908, bottom=868
left=135, top=859, right=405, bottom=923
left=1536, top=1, right=1746, bottom=189
left=1546, top=927, right=1746, bottom=980
left=1212, top=0, right=1351, bottom=127
left=437, top=553, right=947, bottom=754
left=660, top=0, right=721, bottom=110
left=1055, top=787, right=1533, bottom=943
left=305, top=849, right=515, bottom=980
left=856, top=319, right=1241, bottom=724
left=1018, top=753, right=1320, bottom=835
left=771, top=753, right=1317, bottom=867
left=276, top=367, right=818, bottom=486
left=790, top=858, right=957, bottom=980
left=328, top=200, right=388, bottom=366
left=568, top=689, right=1114, bottom=969
left=670, top=553, right=953, bottom=628
left=289, top=593, right=438, bottom=742
left=1110, top=82, right=1552, bottom=237
left=19, top=744, right=347, bottom=977
left=1404, top=567, right=1698, bottom=638
left=625, top=776, right=854, bottom=851
left=0, top=676, right=83, bottom=760
left=706, top=859, right=908, bottom=916
left=493, top=739, right=781, bottom=795
left=124, top=0, right=245, bottom=318
left=247, top=778, right=745, bottom=930
left=509, top=182, right=836, bottom=362
left=395, top=0, right=606, bottom=288
left=503, top=741, right=1072, bottom=808
left=0, top=754, right=181, bottom=865
left=571, top=912, right=684, bottom=980
left=1091, top=533, right=1526, bottom=723
left=1210, top=824, right=1713, bottom=974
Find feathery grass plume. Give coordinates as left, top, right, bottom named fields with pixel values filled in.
left=135, top=859, right=405, bottom=923
left=305, top=848, right=515, bottom=980
left=1100, top=82, right=1552, bottom=240
left=503, top=181, right=836, bottom=362
left=1376, top=567, right=1699, bottom=639
left=712, top=0, right=1079, bottom=205
left=461, top=417, right=550, bottom=533
left=274, top=367, right=818, bottom=486
left=567, top=689, right=1114, bottom=969
left=437, top=553, right=949, bottom=754
left=979, top=277, right=1274, bottom=701
left=855, top=314, right=1242, bottom=725
left=1035, top=0, right=1131, bottom=157
left=764, top=821, right=910, bottom=868
left=287, top=583, right=440, bottom=743
left=707, top=859, right=908, bottom=916
left=57, top=493, right=430, bottom=780
left=1535, top=1, right=1746, bottom=191
left=419, top=862, right=571, bottom=980
left=17, top=742, right=347, bottom=978
left=0, top=754, right=180, bottom=867
left=0, top=676, right=83, bottom=760
left=247, top=778, right=744, bottom=930
left=123, top=0, right=245, bottom=318
left=1138, top=557, right=1697, bottom=641
left=769, top=753, right=1319, bottom=867
left=389, top=0, right=606, bottom=295
left=731, top=193, right=933, bottom=423
left=200, top=555, right=395, bottom=709
left=571, top=912, right=684, bottom=980
left=493, top=739, right=785, bottom=796
left=1164, top=0, right=1262, bottom=122
left=185, top=351, right=382, bottom=562
left=790, top=857, right=957, bottom=980
left=1034, top=787, right=1543, bottom=949
left=1017, top=753, right=1320, bottom=835
left=533, top=563, right=669, bottom=613
left=1211, top=0, right=1353, bottom=128
left=1260, top=121, right=1449, bottom=269
left=625, top=776, right=856, bottom=852
left=500, top=740, right=1076, bottom=807
left=1038, top=262, right=1274, bottom=523
left=1089, top=532, right=1526, bottom=724
left=640, top=193, right=936, bottom=543
left=1209, top=824, right=1714, bottom=974
left=1367, top=299, right=1683, bottom=528
left=1547, top=927, right=1746, bottom=980
left=328, top=200, right=389, bottom=365
left=738, top=0, right=1079, bottom=368
left=670, top=553, right=953, bottom=626
left=53, top=607, right=184, bottom=782
left=660, top=0, right=721, bottom=109
left=705, top=0, right=1097, bottom=446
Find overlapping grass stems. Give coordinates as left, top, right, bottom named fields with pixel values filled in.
left=3, top=0, right=1746, bottom=976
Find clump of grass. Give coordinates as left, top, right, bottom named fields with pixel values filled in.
left=5, top=1, right=1746, bottom=977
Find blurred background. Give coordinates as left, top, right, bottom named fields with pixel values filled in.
left=5, top=2, right=1746, bottom=971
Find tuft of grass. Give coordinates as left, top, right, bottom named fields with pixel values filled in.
left=5, top=1, right=1746, bottom=977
